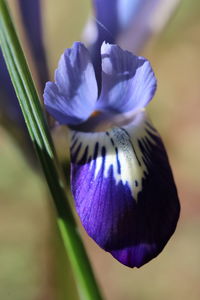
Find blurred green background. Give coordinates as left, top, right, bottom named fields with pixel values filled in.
left=1, top=0, right=200, bottom=299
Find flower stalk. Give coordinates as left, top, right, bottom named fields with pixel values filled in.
left=0, top=0, right=103, bottom=299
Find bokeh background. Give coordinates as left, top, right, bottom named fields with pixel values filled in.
left=1, top=0, right=200, bottom=299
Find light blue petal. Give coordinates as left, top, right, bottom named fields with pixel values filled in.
left=44, top=42, right=98, bottom=125
left=96, top=43, right=157, bottom=114
left=118, top=0, right=179, bottom=54
left=117, top=0, right=141, bottom=29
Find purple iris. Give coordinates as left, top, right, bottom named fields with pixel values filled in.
left=44, top=42, right=180, bottom=268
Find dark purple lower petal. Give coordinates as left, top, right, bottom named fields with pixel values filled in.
left=70, top=110, right=180, bottom=268
left=111, top=243, right=157, bottom=268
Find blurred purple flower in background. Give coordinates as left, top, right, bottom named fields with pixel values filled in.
left=44, top=42, right=180, bottom=268
left=18, top=0, right=49, bottom=89
left=0, top=50, right=24, bottom=126
left=86, top=0, right=181, bottom=86
left=0, top=0, right=48, bottom=157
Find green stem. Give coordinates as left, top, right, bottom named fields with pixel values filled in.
left=0, top=1, right=104, bottom=299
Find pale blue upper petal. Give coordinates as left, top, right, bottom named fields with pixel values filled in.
left=96, top=43, right=157, bottom=113
left=44, top=42, right=98, bottom=125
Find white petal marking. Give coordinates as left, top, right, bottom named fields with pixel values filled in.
left=70, top=111, right=158, bottom=200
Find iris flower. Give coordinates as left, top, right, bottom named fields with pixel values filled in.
left=44, top=42, right=180, bottom=268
